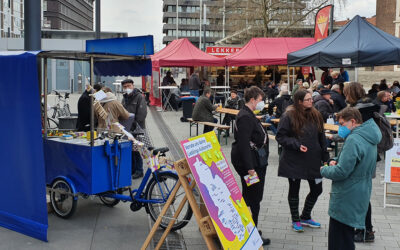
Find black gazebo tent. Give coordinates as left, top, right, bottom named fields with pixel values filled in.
left=288, top=15, right=400, bottom=67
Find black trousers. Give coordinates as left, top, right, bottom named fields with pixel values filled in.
left=329, top=217, right=355, bottom=250
left=365, top=202, right=373, bottom=231
left=288, top=179, right=323, bottom=222
left=203, top=118, right=218, bottom=133
left=240, top=165, right=267, bottom=227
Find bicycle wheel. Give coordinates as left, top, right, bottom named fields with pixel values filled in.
left=50, top=179, right=77, bottom=219
left=145, top=172, right=192, bottom=231
left=47, top=117, right=59, bottom=129
left=99, top=190, right=122, bottom=207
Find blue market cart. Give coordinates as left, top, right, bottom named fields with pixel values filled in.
left=40, top=51, right=192, bottom=230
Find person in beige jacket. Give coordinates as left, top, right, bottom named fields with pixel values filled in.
left=94, top=91, right=130, bottom=132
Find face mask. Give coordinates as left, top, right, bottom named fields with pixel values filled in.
left=255, top=101, right=265, bottom=111
left=124, top=88, right=133, bottom=95
left=338, top=125, right=351, bottom=139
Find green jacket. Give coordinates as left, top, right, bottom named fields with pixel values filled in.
left=291, top=84, right=300, bottom=96
left=321, top=119, right=381, bottom=229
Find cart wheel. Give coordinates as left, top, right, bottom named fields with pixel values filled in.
left=99, top=191, right=121, bottom=207
left=145, top=172, right=193, bottom=231
left=50, top=179, right=77, bottom=219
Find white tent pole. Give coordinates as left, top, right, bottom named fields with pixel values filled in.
left=292, top=67, right=295, bottom=87
left=355, top=67, right=358, bottom=82
left=287, top=66, right=290, bottom=91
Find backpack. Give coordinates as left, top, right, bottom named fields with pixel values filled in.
left=373, top=112, right=394, bottom=153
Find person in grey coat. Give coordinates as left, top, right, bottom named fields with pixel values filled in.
left=189, top=71, right=201, bottom=91
left=192, top=88, right=218, bottom=133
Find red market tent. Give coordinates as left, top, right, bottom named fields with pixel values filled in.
left=225, top=37, right=316, bottom=66
left=151, top=38, right=226, bottom=67
left=150, top=38, right=225, bottom=106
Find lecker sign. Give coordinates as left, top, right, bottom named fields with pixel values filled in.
left=206, top=47, right=241, bottom=57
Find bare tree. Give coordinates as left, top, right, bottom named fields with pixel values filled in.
left=212, top=0, right=347, bottom=44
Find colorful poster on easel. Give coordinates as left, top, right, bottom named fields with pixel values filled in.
left=384, top=139, right=400, bottom=183
left=181, top=131, right=263, bottom=250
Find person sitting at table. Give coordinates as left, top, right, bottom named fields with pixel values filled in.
left=265, top=82, right=279, bottom=102
left=374, top=91, right=396, bottom=113
left=192, top=88, right=218, bottom=134
left=180, top=78, right=190, bottom=92
left=267, top=84, right=293, bottom=135
left=222, top=89, right=243, bottom=137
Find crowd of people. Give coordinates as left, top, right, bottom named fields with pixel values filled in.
left=227, top=76, right=394, bottom=249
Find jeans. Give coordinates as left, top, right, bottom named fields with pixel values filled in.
left=265, top=115, right=277, bottom=134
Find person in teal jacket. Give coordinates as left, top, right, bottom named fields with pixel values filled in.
left=320, top=107, right=382, bottom=250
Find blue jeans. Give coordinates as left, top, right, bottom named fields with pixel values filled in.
left=132, top=151, right=143, bottom=174
left=265, top=115, right=277, bottom=135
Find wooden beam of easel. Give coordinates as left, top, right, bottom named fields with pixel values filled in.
left=175, top=158, right=219, bottom=250
left=155, top=180, right=196, bottom=250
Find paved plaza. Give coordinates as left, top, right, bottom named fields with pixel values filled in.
left=0, top=94, right=399, bottom=249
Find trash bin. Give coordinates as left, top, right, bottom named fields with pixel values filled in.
left=180, top=96, right=197, bottom=122
left=58, top=116, right=78, bottom=130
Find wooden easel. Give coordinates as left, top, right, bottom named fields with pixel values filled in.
left=141, top=158, right=264, bottom=250
left=141, top=158, right=219, bottom=250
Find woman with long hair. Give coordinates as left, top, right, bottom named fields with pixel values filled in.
left=276, top=90, right=329, bottom=232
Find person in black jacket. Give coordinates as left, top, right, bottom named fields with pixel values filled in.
left=266, top=87, right=293, bottom=134
left=330, top=84, right=347, bottom=112
left=76, top=83, right=102, bottom=131
left=231, top=86, right=270, bottom=246
left=313, top=89, right=335, bottom=122
left=222, top=89, right=243, bottom=137
left=343, top=82, right=381, bottom=243
left=276, top=90, right=329, bottom=233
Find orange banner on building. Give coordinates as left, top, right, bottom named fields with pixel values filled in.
left=314, top=5, right=332, bottom=42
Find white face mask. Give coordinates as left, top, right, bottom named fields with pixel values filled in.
left=124, top=88, right=133, bottom=95
left=255, top=100, right=265, bottom=111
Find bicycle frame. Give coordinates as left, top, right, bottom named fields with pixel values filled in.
left=101, top=167, right=176, bottom=204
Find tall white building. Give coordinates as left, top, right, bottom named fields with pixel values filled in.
left=0, top=0, right=24, bottom=38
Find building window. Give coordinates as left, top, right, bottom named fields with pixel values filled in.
left=196, top=30, right=200, bottom=36
left=168, top=30, right=173, bottom=36
left=191, top=30, right=195, bottom=37
left=182, top=30, right=187, bottom=36
left=187, top=18, right=191, bottom=25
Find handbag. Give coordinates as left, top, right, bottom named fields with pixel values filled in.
left=255, top=144, right=269, bottom=167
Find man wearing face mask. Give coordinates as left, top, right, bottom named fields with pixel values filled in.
left=321, top=107, right=381, bottom=250
left=231, top=86, right=270, bottom=246
left=121, top=79, right=148, bottom=179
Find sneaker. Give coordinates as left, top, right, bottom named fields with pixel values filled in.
left=354, top=229, right=365, bottom=242
left=365, top=230, right=375, bottom=242
left=132, top=172, right=144, bottom=179
left=301, top=219, right=321, bottom=228
left=292, top=222, right=304, bottom=232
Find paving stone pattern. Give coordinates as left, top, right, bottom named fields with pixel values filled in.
left=157, top=108, right=400, bottom=250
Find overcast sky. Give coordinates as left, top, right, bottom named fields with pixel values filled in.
left=100, top=0, right=376, bottom=51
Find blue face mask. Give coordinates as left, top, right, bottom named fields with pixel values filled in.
left=338, top=125, right=351, bottom=139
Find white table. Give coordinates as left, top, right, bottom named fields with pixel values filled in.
left=158, top=85, right=178, bottom=111
left=386, top=113, right=400, bottom=138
